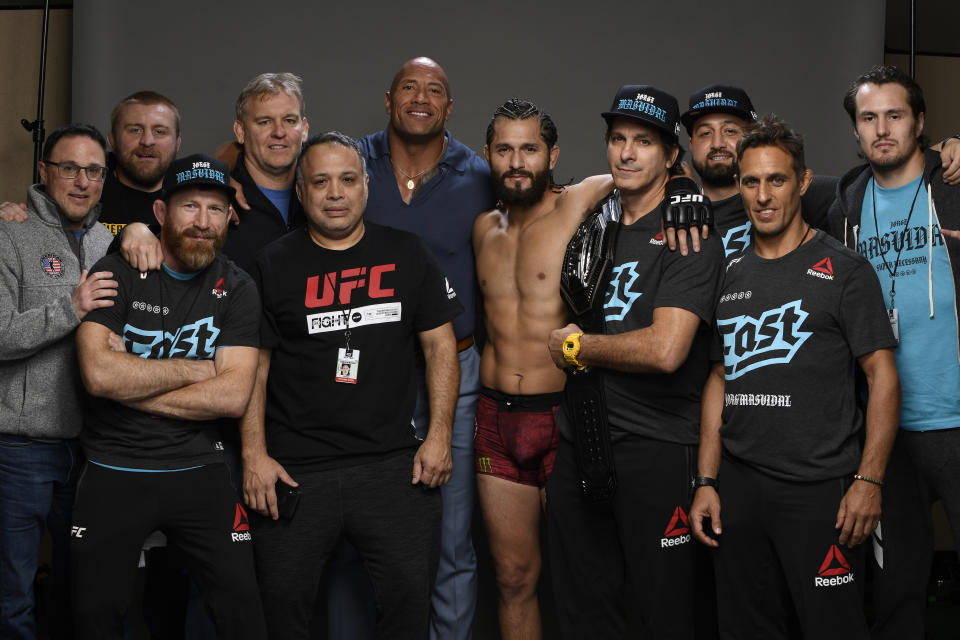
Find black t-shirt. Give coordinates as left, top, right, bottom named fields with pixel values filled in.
left=98, top=171, right=162, bottom=236
left=82, top=253, right=260, bottom=469
left=254, top=222, right=463, bottom=471
left=712, top=176, right=837, bottom=257
left=715, top=230, right=896, bottom=481
left=559, top=202, right=724, bottom=445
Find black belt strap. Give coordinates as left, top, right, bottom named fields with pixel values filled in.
left=559, top=190, right=622, bottom=502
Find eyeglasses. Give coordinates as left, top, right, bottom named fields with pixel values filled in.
left=44, top=161, right=108, bottom=182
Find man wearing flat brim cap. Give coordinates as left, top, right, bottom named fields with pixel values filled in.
left=680, top=83, right=757, bottom=135
left=602, top=84, right=682, bottom=141
left=71, top=152, right=266, bottom=637
left=161, top=153, right=236, bottom=202
left=545, top=84, right=724, bottom=639
left=680, top=84, right=841, bottom=258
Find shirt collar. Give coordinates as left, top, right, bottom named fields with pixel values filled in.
left=367, top=128, right=470, bottom=174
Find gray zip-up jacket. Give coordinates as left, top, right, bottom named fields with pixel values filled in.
left=0, top=185, right=113, bottom=440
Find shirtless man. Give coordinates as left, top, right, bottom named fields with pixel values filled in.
left=472, top=98, right=611, bottom=640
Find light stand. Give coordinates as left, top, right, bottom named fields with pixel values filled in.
left=20, top=0, right=51, bottom=184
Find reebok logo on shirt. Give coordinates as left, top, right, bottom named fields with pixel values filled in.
left=231, top=503, right=252, bottom=542
left=211, top=277, right=228, bottom=298
left=806, top=257, right=835, bottom=281
left=660, top=506, right=691, bottom=548
left=814, top=544, right=854, bottom=587
left=649, top=232, right=665, bottom=246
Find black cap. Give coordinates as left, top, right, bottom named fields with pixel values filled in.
left=680, top=84, right=758, bottom=135
left=601, top=85, right=681, bottom=141
left=161, top=154, right=234, bottom=202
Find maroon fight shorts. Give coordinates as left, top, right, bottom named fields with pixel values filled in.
left=474, top=387, right=561, bottom=487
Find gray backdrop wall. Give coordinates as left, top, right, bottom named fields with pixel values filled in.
left=73, top=0, right=885, bottom=183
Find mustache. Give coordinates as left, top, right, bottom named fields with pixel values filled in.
left=183, top=228, right=218, bottom=240
left=500, top=170, right=534, bottom=180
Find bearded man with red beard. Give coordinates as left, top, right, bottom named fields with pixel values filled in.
left=72, top=154, right=266, bottom=639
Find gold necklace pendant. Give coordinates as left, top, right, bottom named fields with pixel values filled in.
left=396, top=136, right=447, bottom=193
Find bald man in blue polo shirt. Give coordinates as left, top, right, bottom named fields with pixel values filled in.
left=327, top=56, right=493, bottom=640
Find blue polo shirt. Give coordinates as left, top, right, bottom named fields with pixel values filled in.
left=359, top=129, right=493, bottom=340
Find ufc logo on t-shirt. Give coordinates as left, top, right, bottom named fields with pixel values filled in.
left=304, top=264, right=396, bottom=308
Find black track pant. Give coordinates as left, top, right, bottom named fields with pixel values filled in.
left=870, top=428, right=960, bottom=640
left=70, top=463, right=266, bottom=639
left=252, top=450, right=442, bottom=640
left=713, top=455, right=868, bottom=640
left=546, top=435, right=706, bottom=640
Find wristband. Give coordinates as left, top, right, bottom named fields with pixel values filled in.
left=853, top=473, right=883, bottom=487
left=691, top=476, right=718, bottom=491
left=562, top=332, right=586, bottom=370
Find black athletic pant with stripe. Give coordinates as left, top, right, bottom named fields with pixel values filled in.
left=546, top=435, right=716, bottom=640
left=713, top=454, right=868, bottom=640
left=70, top=463, right=266, bottom=639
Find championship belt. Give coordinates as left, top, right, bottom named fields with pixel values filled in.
left=559, top=191, right=621, bottom=503
left=560, top=191, right=622, bottom=330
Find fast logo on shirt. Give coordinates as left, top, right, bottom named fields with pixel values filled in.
left=721, top=222, right=751, bottom=257
left=604, top=261, right=643, bottom=322
left=304, top=264, right=396, bottom=308
left=717, top=300, right=812, bottom=379
left=122, top=316, right=220, bottom=359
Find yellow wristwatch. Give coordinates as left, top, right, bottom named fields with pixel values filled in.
left=562, top=332, right=586, bottom=370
